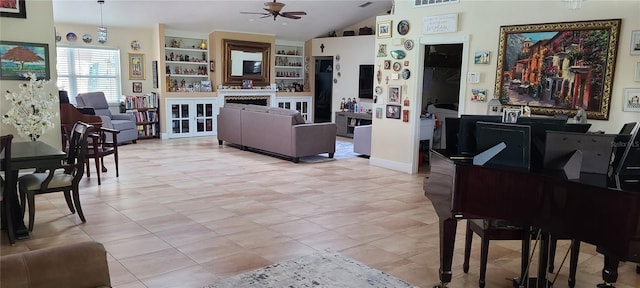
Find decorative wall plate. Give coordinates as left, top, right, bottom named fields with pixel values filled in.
left=397, top=20, right=410, bottom=36
left=402, top=69, right=411, bottom=80
left=335, top=54, right=340, bottom=61
left=393, top=62, right=402, bottom=71
left=335, top=63, right=340, bottom=71
left=404, top=39, right=414, bottom=51
left=131, top=40, right=141, bottom=51
left=82, top=34, right=92, bottom=43
left=390, top=50, right=406, bottom=59
left=375, top=86, right=383, bottom=95
left=66, top=32, right=77, bottom=42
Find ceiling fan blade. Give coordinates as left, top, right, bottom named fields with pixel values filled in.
left=281, top=11, right=306, bottom=16
left=241, top=12, right=269, bottom=15
left=280, top=13, right=301, bottom=20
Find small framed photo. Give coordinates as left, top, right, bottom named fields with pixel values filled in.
left=386, top=104, right=401, bottom=119
left=377, top=20, right=392, bottom=38
left=375, top=107, right=383, bottom=119
left=474, top=51, right=490, bottom=64
left=471, top=88, right=487, bottom=102
left=635, top=61, right=640, bottom=82
left=502, top=108, right=522, bottom=123
left=201, top=80, right=212, bottom=92
left=132, top=82, right=142, bottom=93
left=383, top=60, right=391, bottom=70
left=631, top=30, right=640, bottom=55
left=209, top=60, right=215, bottom=72
left=623, top=88, right=640, bottom=112
left=388, top=85, right=401, bottom=103
left=128, top=53, right=145, bottom=80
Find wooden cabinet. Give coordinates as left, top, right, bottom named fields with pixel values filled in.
left=276, top=96, right=312, bottom=122
left=165, top=98, right=217, bottom=138
left=164, top=36, right=209, bottom=92
left=275, top=42, right=304, bottom=92
left=335, top=112, right=372, bottom=138
left=125, top=94, right=160, bottom=139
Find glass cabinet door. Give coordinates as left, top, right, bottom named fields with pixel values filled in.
left=171, top=103, right=190, bottom=134
left=195, top=103, right=214, bottom=133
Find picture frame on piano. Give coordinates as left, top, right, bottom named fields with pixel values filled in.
left=502, top=108, right=521, bottom=123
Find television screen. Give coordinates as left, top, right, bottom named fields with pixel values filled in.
left=475, top=122, right=531, bottom=171
left=242, top=60, right=261, bottom=75
left=358, top=64, right=374, bottom=99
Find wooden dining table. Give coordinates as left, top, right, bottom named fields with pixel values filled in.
left=0, top=141, right=66, bottom=240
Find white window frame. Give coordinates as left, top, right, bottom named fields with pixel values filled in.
left=56, top=45, right=122, bottom=105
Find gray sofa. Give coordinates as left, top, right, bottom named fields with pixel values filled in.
left=217, top=103, right=337, bottom=162
left=76, top=92, right=138, bottom=144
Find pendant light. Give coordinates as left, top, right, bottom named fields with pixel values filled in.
left=97, top=0, right=107, bottom=44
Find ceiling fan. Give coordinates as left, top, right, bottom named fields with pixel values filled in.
left=241, top=1, right=307, bottom=21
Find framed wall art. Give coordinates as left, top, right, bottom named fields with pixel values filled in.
left=128, top=53, right=145, bottom=80
left=0, top=0, right=26, bottom=18
left=623, top=88, right=640, bottom=112
left=377, top=20, right=392, bottom=38
left=388, top=85, right=401, bottom=103
left=0, top=40, right=50, bottom=80
left=631, top=30, right=640, bottom=55
left=495, top=19, right=621, bottom=120
left=386, top=104, right=401, bottom=119
left=132, top=82, right=142, bottom=93
left=636, top=61, right=640, bottom=82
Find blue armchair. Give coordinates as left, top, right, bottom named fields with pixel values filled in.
left=76, top=92, right=138, bottom=144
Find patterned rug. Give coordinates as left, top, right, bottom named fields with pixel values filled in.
left=205, top=250, right=417, bottom=288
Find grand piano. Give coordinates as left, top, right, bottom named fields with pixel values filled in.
left=424, top=121, right=640, bottom=288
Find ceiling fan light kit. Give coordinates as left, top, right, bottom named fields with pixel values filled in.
left=97, top=0, right=107, bottom=43
left=241, top=0, right=307, bottom=21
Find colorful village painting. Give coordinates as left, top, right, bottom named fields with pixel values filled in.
left=495, top=20, right=620, bottom=119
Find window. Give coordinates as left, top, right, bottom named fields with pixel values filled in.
left=57, top=46, right=121, bottom=104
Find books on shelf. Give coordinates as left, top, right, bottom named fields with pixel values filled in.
left=129, top=109, right=158, bottom=123
left=124, top=92, right=158, bottom=109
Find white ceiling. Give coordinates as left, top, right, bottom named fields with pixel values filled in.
left=52, top=0, right=392, bottom=42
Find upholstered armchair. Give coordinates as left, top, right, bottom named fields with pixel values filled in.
left=76, top=92, right=138, bottom=144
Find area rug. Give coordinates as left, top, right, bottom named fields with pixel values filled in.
left=205, top=250, right=418, bottom=288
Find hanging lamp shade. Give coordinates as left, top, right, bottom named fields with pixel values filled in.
left=97, top=0, right=107, bottom=44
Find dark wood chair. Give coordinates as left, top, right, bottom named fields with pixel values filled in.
left=85, top=127, right=119, bottom=185
left=463, top=219, right=580, bottom=288
left=0, top=134, right=16, bottom=245
left=18, top=122, right=93, bottom=231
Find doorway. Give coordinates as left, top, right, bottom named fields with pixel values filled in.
left=314, top=57, right=333, bottom=123
left=421, top=43, right=464, bottom=150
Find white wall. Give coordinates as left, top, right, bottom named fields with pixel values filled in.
left=54, top=23, right=156, bottom=98
left=311, top=35, right=376, bottom=121
left=370, top=0, right=640, bottom=173
left=0, top=0, right=60, bottom=147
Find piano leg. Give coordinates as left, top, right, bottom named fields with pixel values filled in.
left=435, top=218, right=457, bottom=288
left=596, top=255, right=619, bottom=288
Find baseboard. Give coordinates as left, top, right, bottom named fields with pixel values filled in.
left=369, top=157, right=413, bottom=174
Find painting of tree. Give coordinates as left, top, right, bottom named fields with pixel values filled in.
left=0, top=41, right=49, bottom=80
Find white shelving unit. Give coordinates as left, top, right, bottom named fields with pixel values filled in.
left=275, top=42, right=304, bottom=92
left=164, top=36, right=209, bottom=92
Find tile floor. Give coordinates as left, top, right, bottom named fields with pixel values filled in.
left=1, top=137, right=638, bottom=288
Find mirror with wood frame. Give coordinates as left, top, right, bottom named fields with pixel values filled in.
left=223, top=39, right=271, bottom=87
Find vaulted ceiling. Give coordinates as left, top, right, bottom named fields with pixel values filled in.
left=52, top=0, right=393, bottom=42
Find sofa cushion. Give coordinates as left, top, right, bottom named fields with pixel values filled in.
left=111, top=119, right=136, bottom=131
left=267, top=107, right=306, bottom=125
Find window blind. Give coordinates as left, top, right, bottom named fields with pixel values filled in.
left=56, top=46, right=122, bottom=104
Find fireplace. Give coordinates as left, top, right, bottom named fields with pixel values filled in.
left=217, top=88, right=277, bottom=108
left=224, top=96, right=270, bottom=106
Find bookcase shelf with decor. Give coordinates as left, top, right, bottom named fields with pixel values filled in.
left=164, top=36, right=210, bottom=93
left=275, top=42, right=305, bottom=93
left=125, top=93, right=160, bottom=139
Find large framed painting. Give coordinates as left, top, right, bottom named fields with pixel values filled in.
left=0, top=0, right=26, bottom=18
left=0, top=40, right=50, bottom=80
left=495, top=19, right=621, bottom=120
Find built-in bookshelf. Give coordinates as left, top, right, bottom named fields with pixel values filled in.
left=125, top=93, right=160, bottom=139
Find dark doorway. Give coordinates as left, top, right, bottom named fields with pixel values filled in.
left=314, top=57, right=333, bottom=123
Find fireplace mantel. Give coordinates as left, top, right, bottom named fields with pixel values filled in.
left=217, top=88, right=277, bottom=107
